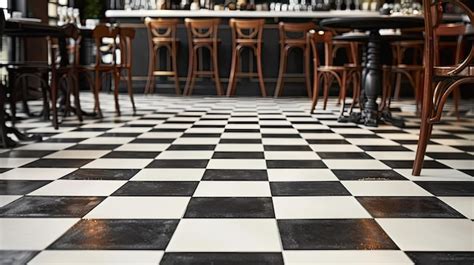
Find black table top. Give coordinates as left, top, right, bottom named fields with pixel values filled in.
left=4, top=20, right=64, bottom=37
left=320, top=16, right=425, bottom=30
left=333, top=33, right=423, bottom=42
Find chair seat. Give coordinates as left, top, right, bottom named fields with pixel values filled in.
left=318, top=65, right=359, bottom=72
left=192, top=38, right=221, bottom=44
left=434, top=65, right=474, bottom=77
left=152, top=37, right=179, bottom=44
left=282, top=39, right=307, bottom=46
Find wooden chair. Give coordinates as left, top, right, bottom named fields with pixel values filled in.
left=308, top=29, right=360, bottom=116
left=412, top=0, right=474, bottom=176
left=116, top=27, right=137, bottom=114
left=226, top=19, right=266, bottom=97
left=144, top=18, right=180, bottom=95
left=274, top=22, right=314, bottom=98
left=184, top=18, right=223, bottom=96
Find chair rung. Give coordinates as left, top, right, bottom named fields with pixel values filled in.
left=195, top=71, right=214, bottom=76
left=152, top=71, right=176, bottom=76
left=236, top=72, right=258, bottom=77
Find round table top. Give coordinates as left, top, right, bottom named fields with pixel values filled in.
left=320, top=16, right=425, bottom=30
left=333, top=33, right=423, bottom=42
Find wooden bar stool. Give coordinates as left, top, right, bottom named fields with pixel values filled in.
left=227, top=19, right=267, bottom=97
left=184, top=18, right=223, bottom=96
left=144, top=18, right=180, bottom=95
left=274, top=22, right=314, bottom=98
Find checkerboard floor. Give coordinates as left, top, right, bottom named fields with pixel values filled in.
left=0, top=93, right=473, bottom=264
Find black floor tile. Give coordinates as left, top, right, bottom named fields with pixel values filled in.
left=147, top=159, right=209, bottom=168
left=61, top=169, right=139, bottom=180
left=406, top=252, right=474, bottom=265
left=224, top=129, right=260, bottom=133
left=261, top=134, right=301, bottom=138
left=0, top=251, right=39, bottom=264
left=212, top=152, right=264, bottom=159
left=0, top=180, right=50, bottom=195
left=394, top=140, right=438, bottom=145
left=460, top=170, right=474, bottom=177
left=332, top=170, right=407, bottom=181
left=48, top=219, right=179, bottom=250
left=21, top=159, right=93, bottom=168
left=270, top=181, right=350, bottom=196
left=426, top=152, right=474, bottom=160
left=266, top=160, right=326, bottom=169
left=317, top=152, right=373, bottom=159
left=167, top=145, right=216, bottom=151
left=264, top=145, right=313, bottom=151
left=181, top=133, right=221, bottom=138
left=184, top=197, right=274, bottom=218
left=112, top=181, right=198, bottom=196
left=0, top=196, right=104, bottom=217
left=357, top=197, right=464, bottom=218
left=103, top=151, right=160, bottom=159
left=160, top=253, right=284, bottom=265
left=100, top=133, right=142, bottom=137
left=68, top=144, right=121, bottom=150
left=219, top=139, right=263, bottom=144
left=381, top=160, right=449, bottom=169
left=453, top=146, right=474, bottom=152
left=131, top=138, right=175, bottom=144
left=306, top=139, right=350, bottom=145
left=202, top=169, right=268, bottom=181
left=415, top=181, right=474, bottom=196
left=278, top=219, right=398, bottom=250
left=358, top=145, right=410, bottom=151
left=0, top=150, right=54, bottom=158
left=340, top=134, right=381, bottom=138
left=43, top=138, right=86, bottom=143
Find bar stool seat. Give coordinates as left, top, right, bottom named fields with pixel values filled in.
left=184, top=18, right=223, bottom=96
left=274, top=22, right=315, bottom=98
left=145, top=18, right=181, bottom=95
left=227, top=19, right=267, bottom=97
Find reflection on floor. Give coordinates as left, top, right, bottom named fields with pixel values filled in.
left=0, top=94, right=473, bottom=264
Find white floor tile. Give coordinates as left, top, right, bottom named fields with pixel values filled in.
left=114, top=144, right=170, bottom=152
left=264, top=151, right=320, bottom=160
left=206, top=159, right=267, bottom=169
left=396, top=169, right=473, bottom=181
left=172, top=138, right=220, bottom=145
left=262, top=139, right=308, bottom=145
left=137, top=132, right=183, bottom=139
left=0, top=218, right=78, bottom=250
left=45, top=150, right=110, bottom=159
left=347, top=138, right=399, bottom=146
left=439, top=160, right=474, bottom=170
left=439, top=197, right=474, bottom=219
left=0, top=168, right=75, bottom=180
left=0, top=195, right=21, bottom=207
left=82, top=159, right=153, bottom=169
left=367, top=151, right=430, bottom=161
left=310, top=145, right=363, bottom=152
left=0, top=158, right=38, bottom=168
left=214, top=144, right=263, bottom=152
left=51, top=132, right=104, bottom=138
left=107, top=127, right=152, bottom=133
left=273, top=196, right=371, bottom=219
left=283, top=250, right=413, bottom=265
left=15, top=143, right=76, bottom=151
left=156, top=151, right=214, bottom=160
left=29, top=180, right=126, bottom=196
left=166, top=219, right=281, bottom=252
left=377, top=219, right=474, bottom=251
left=85, top=197, right=190, bottom=219
left=80, top=137, right=134, bottom=145
left=194, top=181, right=271, bottom=197
left=220, top=133, right=262, bottom=139
left=323, top=160, right=390, bottom=170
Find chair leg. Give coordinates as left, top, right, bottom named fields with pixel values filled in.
left=304, top=46, right=312, bottom=98
left=113, top=70, right=121, bottom=116
left=256, top=48, right=267, bottom=97
left=310, top=72, right=321, bottom=114
left=323, top=75, right=331, bottom=110
left=188, top=49, right=198, bottom=96
left=226, top=49, right=239, bottom=97
left=274, top=46, right=287, bottom=98
left=339, top=71, right=347, bottom=117
left=72, top=74, right=83, bottom=122
left=126, top=69, right=136, bottom=113
left=212, top=46, right=223, bottom=96
left=50, top=77, right=58, bottom=130
left=145, top=49, right=155, bottom=94
left=93, top=71, right=103, bottom=118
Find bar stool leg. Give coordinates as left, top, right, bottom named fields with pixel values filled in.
left=323, top=75, right=332, bottom=110
left=256, top=48, right=267, bottom=97
left=184, top=45, right=194, bottom=96
left=172, top=43, right=181, bottom=95
left=113, top=70, right=121, bottom=116
left=93, top=71, right=103, bottom=118
left=274, top=46, right=287, bottom=98
left=227, top=49, right=239, bottom=96
left=339, top=70, right=348, bottom=116
left=304, top=46, right=312, bottom=98
left=212, top=46, right=223, bottom=96
left=145, top=48, right=155, bottom=94
left=310, top=72, right=321, bottom=113
left=188, top=48, right=198, bottom=96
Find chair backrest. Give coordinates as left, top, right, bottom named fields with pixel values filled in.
left=279, top=22, right=315, bottom=43
left=229, top=19, right=264, bottom=46
left=434, top=23, right=466, bottom=65
left=185, top=18, right=220, bottom=43
left=118, top=27, right=135, bottom=68
left=92, top=24, right=119, bottom=66
left=49, top=23, right=81, bottom=70
left=308, top=29, right=334, bottom=67
left=145, top=18, right=179, bottom=40
left=423, top=0, right=473, bottom=76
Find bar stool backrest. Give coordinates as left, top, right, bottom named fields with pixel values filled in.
left=145, top=18, right=179, bottom=41
left=279, top=22, right=315, bottom=43
left=118, top=27, right=135, bottom=68
left=229, top=19, right=264, bottom=44
left=49, top=23, right=81, bottom=71
left=92, top=25, right=119, bottom=67
left=185, top=18, right=220, bottom=42
left=308, top=29, right=334, bottom=67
